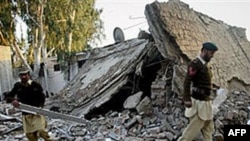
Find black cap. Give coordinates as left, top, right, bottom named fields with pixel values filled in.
left=202, top=42, right=218, bottom=51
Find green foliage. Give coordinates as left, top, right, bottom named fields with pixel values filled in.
left=44, top=0, right=103, bottom=58
left=0, top=0, right=15, bottom=45
left=1, top=0, right=103, bottom=63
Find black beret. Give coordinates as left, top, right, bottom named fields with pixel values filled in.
left=202, top=42, right=218, bottom=51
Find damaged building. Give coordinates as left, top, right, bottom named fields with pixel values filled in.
left=1, top=0, right=250, bottom=140
left=48, top=0, right=250, bottom=120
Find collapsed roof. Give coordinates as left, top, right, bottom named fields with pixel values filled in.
left=48, top=0, right=250, bottom=117
left=48, top=39, right=164, bottom=117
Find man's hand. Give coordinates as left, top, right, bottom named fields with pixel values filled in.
left=184, top=101, right=192, bottom=108
left=12, top=99, right=20, bottom=107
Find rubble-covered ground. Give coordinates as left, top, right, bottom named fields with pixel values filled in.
left=1, top=1, right=250, bottom=140
left=1, top=89, right=250, bottom=141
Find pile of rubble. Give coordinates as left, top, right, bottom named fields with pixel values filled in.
left=214, top=90, right=250, bottom=133
left=1, top=0, right=250, bottom=140
left=1, top=89, right=249, bottom=141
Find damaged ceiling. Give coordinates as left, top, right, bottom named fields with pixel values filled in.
left=47, top=0, right=250, bottom=118
left=48, top=39, right=163, bottom=118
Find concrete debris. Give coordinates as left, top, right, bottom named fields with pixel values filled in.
left=1, top=89, right=249, bottom=140
left=123, top=91, right=143, bottom=109
left=136, top=96, right=153, bottom=115
left=1, top=0, right=250, bottom=140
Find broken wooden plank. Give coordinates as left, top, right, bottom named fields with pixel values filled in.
left=17, top=103, right=90, bottom=125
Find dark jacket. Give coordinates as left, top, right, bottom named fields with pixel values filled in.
left=6, top=81, right=45, bottom=107
left=183, top=58, right=213, bottom=101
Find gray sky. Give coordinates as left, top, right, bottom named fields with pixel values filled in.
left=95, top=0, right=250, bottom=47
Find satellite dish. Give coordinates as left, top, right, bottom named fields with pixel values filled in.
left=113, top=27, right=125, bottom=43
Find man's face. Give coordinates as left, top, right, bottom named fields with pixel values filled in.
left=203, top=50, right=216, bottom=62
left=19, top=73, right=30, bottom=83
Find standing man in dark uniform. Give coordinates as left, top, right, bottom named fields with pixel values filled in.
left=178, top=42, right=218, bottom=141
left=5, top=67, right=52, bottom=141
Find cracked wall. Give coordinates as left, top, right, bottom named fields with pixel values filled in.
left=145, top=0, right=250, bottom=94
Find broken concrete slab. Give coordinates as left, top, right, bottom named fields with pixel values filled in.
left=47, top=39, right=163, bottom=117
left=123, top=91, right=143, bottom=109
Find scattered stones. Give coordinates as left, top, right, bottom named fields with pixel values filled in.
left=1, top=89, right=249, bottom=140
left=1, top=1, right=250, bottom=140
